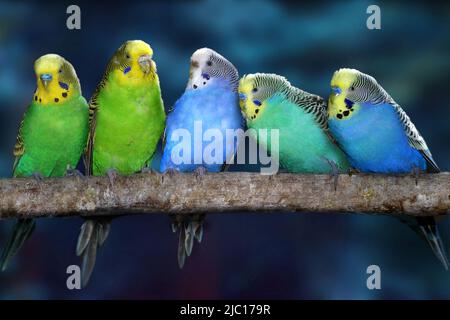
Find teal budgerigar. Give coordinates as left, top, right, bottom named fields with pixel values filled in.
left=238, top=73, right=349, bottom=175
left=328, top=68, right=448, bottom=269
left=160, top=48, right=243, bottom=268
left=78, top=40, right=166, bottom=286
left=0, top=54, right=89, bottom=270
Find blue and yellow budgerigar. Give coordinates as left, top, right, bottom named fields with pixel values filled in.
left=328, top=68, right=448, bottom=269
left=160, top=48, right=243, bottom=268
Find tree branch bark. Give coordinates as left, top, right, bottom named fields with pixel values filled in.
left=0, top=172, right=449, bottom=219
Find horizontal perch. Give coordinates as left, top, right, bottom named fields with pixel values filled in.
left=0, top=172, right=449, bottom=219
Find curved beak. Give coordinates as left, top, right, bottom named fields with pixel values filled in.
left=331, top=86, right=342, bottom=96
left=40, top=73, right=53, bottom=88
left=138, top=54, right=153, bottom=74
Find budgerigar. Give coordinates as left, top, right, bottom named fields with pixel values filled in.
left=160, top=48, right=243, bottom=268
left=0, top=54, right=89, bottom=270
left=78, top=40, right=166, bottom=286
left=238, top=73, right=349, bottom=175
left=328, top=68, right=448, bottom=269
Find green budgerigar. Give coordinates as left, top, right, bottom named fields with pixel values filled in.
left=0, top=54, right=89, bottom=270
left=78, top=40, right=166, bottom=286
left=238, top=73, right=349, bottom=175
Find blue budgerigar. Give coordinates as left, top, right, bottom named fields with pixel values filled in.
left=160, top=48, right=243, bottom=268
left=328, top=68, right=448, bottom=269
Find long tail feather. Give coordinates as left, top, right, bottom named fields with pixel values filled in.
left=76, top=218, right=111, bottom=287
left=172, top=214, right=204, bottom=269
left=0, top=218, right=35, bottom=271
left=400, top=216, right=449, bottom=270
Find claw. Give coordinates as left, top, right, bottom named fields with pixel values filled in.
left=66, top=167, right=86, bottom=180
left=411, top=166, right=420, bottom=186
left=194, top=166, right=207, bottom=180
left=141, top=167, right=155, bottom=174
left=164, top=168, right=179, bottom=177
left=324, top=159, right=339, bottom=191
left=106, top=169, right=118, bottom=187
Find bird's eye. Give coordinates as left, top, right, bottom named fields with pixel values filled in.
left=207, top=60, right=212, bottom=66
left=350, top=86, right=355, bottom=91
left=252, top=88, right=258, bottom=93
left=59, top=69, right=62, bottom=74
left=126, top=54, right=130, bottom=59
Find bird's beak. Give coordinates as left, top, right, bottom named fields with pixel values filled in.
left=239, top=93, right=247, bottom=102
left=40, top=73, right=53, bottom=88
left=331, top=86, right=342, bottom=96
left=138, top=54, right=153, bottom=74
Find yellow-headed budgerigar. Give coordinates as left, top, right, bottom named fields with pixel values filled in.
left=0, top=54, right=89, bottom=270
left=77, top=40, right=166, bottom=286
left=239, top=73, right=349, bottom=177
left=160, top=48, right=243, bottom=268
left=328, top=68, right=448, bottom=269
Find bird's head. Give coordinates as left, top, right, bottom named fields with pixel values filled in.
left=110, top=40, right=157, bottom=84
left=34, top=54, right=80, bottom=105
left=186, top=48, right=239, bottom=91
left=238, top=73, right=289, bottom=122
left=329, top=68, right=389, bottom=121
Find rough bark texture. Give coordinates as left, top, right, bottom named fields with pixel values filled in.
left=0, top=172, right=449, bottom=219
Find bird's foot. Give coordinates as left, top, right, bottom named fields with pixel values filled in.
left=164, top=168, right=179, bottom=177
left=141, top=167, right=156, bottom=174
left=65, top=166, right=86, bottom=180
left=194, top=166, right=207, bottom=180
left=411, top=166, right=421, bottom=186
left=347, top=167, right=359, bottom=177
left=325, top=159, right=339, bottom=191
left=106, top=169, right=119, bottom=188
left=32, top=172, right=44, bottom=189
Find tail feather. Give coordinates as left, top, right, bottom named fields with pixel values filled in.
left=172, top=214, right=204, bottom=269
left=401, top=216, right=449, bottom=270
left=0, top=218, right=35, bottom=271
left=76, top=218, right=111, bottom=287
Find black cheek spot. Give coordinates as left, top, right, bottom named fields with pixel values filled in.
left=39, top=98, right=41, bottom=103
left=343, top=110, right=350, bottom=116
left=193, top=85, right=198, bottom=89
left=54, top=98, right=59, bottom=103
left=34, top=95, right=37, bottom=101
left=337, top=114, right=343, bottom=119
left=62, top=92, right=67, bottom=98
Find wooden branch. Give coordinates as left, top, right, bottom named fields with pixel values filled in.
left=0, top=172, right=449, bottom=219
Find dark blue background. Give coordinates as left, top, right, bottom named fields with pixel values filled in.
left=0, top=0, right=449, bottom=299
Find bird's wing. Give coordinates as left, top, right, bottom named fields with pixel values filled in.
left=392, top=104, right=439, bottom=173
left=12, top=106, right=31, bottom=175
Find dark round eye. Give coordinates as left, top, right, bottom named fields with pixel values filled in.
left=59, top=69, right=62, bottom=74
left=207, top=60, right=212, bottom=66
left=350, top=86, right=355, bottom=91
left=252, top=88, right=258, bottom=93
left=126, top=54, right=130, bottom=59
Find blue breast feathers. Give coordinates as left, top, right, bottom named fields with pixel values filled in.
left=328, top=102, right=427, bottom=173
left=160, top=81, right=243, bottom=173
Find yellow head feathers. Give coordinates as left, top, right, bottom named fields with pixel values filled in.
left=34, top=54, right=80, bottom=105
left=109, top=40, right=158, bottom=86
left=328, top=68, right=361, bottom=120
left=238, top=74, right=264, bottom=122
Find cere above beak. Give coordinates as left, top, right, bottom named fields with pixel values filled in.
left=138, top=54, right=152, bottom=73
left=40, top=73, right=53, bottom=88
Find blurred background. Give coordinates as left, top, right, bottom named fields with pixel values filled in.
left=0, top=0, right=449, bottom=299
